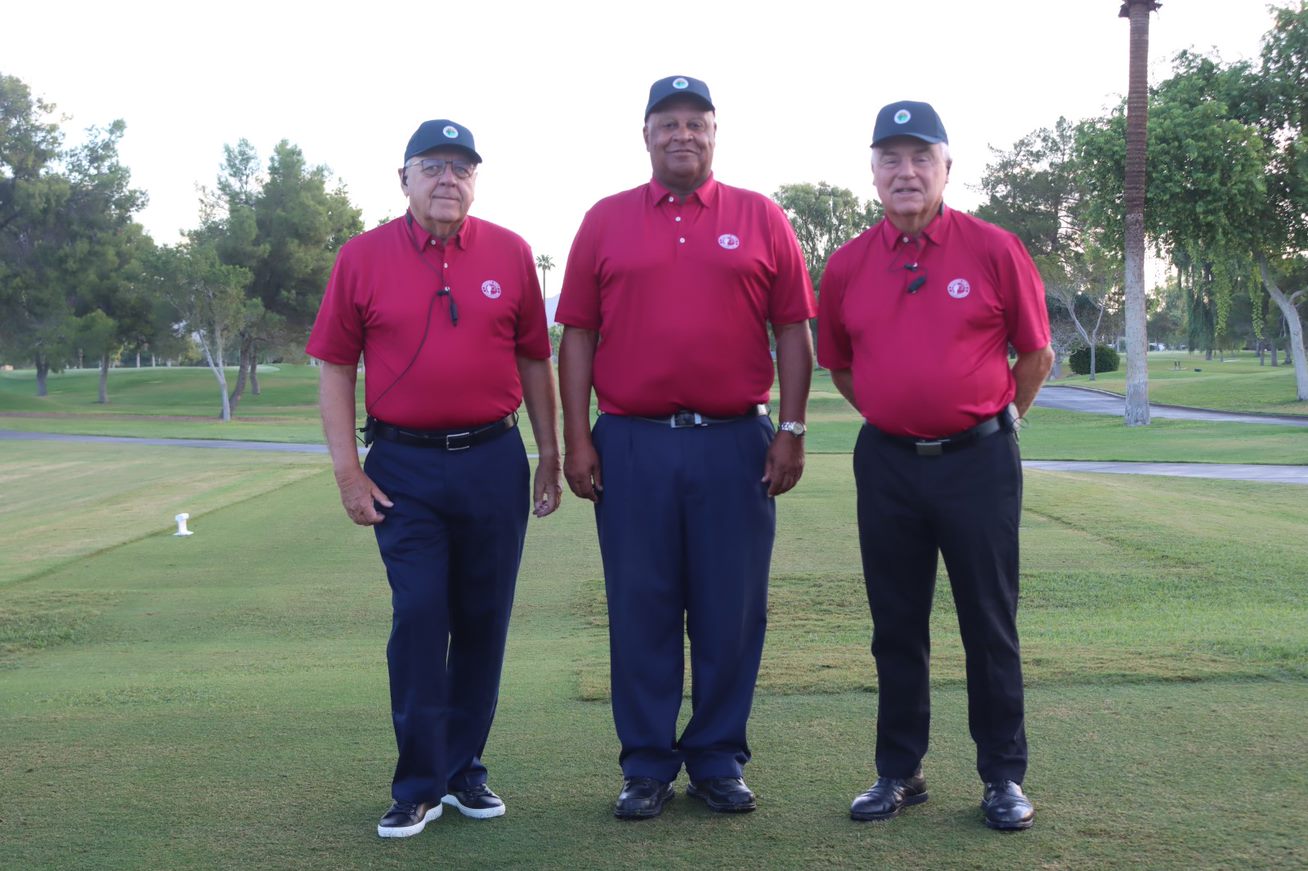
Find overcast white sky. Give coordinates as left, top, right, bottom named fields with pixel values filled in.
left=6, top=0, right=1279, bottom=296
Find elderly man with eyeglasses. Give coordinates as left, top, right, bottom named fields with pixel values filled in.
left=307, top=119, right=562, bottom=838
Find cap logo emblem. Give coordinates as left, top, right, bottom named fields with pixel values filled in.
left=947, top=278, right=971, bottom=299
left=894, top=109, right=912, bottom=125
left=481, top=280, right=502, bottom=299
left=718, top=233, right=741, bottom=250
left=673, top=77, right=689, bottom=89
left=442, top=125, right=459, bottom=139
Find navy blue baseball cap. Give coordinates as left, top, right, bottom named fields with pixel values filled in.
left=404, top=119, right=482, bottom=163
left=645, top=75, right=715, bottom=119
left=871, top=100, right=949, bottom=147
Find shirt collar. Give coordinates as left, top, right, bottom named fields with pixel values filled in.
left=647, top=173, right=718, bottom=208
left=405, top=211, right=474, bottom=250
left=877, top=202, right=954, bottom=253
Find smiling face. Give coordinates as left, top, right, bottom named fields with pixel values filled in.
left=643, top=98, right=716, bottom=196
left=871, top=137, right=951, bottom=236
left=398, top=146, right=478, bottom=239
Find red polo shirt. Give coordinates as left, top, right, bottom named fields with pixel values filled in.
left=817, top=205, right=1050, bottom=438
left=556, top=175, right=815, bottom=417
left=306, top=214, right=551, bottom=429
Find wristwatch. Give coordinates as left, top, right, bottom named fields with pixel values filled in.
left=778, top=420, right=807, bottom=437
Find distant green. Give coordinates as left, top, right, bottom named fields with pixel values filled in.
left=1058, top=349, right=1308, bottom=416
left=3, top=363, right=1305, bottom=465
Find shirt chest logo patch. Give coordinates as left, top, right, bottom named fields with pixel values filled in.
left=947, top=278, right=971, bottom=299
left=481, top=280, right=502, bottom=299
left=718, top=233, right=741, bottom=250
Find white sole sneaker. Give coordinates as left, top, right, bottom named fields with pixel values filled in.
left=441, top=793, right=506, bottom=819
left=377, top=804, right=442, bottom=838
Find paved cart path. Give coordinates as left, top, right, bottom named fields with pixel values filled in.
left=1034, top=385, right=1308, bottom=426
left=3, top=428, right=1305, bottom=485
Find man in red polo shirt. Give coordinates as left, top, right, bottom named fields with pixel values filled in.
left=307, top=119, right=561, bottom=839
left=557, top=75, right=816, bottom=820
left=818, top=100, right=1053, bottom=831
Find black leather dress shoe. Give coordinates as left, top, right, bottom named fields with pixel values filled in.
left=442, top=783, right=505, bottom=819
left=377, top=800, right=441, bottom=838
left=614, top=777, right=674, bottom=820
left=850, top=770, right=928, bottom=821
left=686, top=777, right=757, bottom=813
left=981, top=780, right=1035, bottom=830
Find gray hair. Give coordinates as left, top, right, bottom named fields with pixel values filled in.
left=872, top=141, right=951, bottom=169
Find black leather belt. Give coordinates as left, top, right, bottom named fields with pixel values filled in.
left=868, top=411, right=1012, bottom=457
left=365, top=412, right=516, bottom=450
left=632, top=404, right=769, bottom=428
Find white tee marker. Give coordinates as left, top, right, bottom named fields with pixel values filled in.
left=174, top=513, right=194, bottom=536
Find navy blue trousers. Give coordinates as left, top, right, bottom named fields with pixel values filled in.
left=853, top=424, right=1028, bottom=785
left=364, top=427, right=529, bottom=803
left=592, top=413, right=776, bottom=783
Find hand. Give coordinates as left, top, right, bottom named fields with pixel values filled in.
left=335, top=467, right=392, bottom=526
left=533, top=454, right=564, bottom=517
left=761, top=431, right=805, bottom=497
left=564, top=436, right=603, bottom=502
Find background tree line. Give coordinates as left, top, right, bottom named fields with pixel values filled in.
left=0, top=74, right=362, bottom=419
left=6, top=4, right=1308, bottom=415
left=774, top=3, right=1308, bottom=402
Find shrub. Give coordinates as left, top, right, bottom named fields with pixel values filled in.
left=1069, top=344, right=1120, bottom=375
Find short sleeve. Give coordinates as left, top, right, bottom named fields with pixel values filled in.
left=555, top=207, right=603, bottom=330
left=765, top=201, right=818, bottom=326
left=305, top=243, right=364, bottom=365
left=515, top=242, right=552, bottom=359
left=816, top=246, right=854, bottom=371
left=996, top=234, right=1051, bottom=354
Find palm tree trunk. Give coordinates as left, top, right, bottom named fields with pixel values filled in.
left=1120, top=0, right=1158, bottom=425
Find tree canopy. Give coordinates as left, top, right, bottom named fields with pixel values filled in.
left=772, top=182, right=881, bottom=294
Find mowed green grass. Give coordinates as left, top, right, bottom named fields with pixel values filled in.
left=0, top=365, right=343, bottom=443
left=1060, top=349, right=1308, bottom=416
left=1, top=444, right=1305, bottom=869
left=4, top=365, right=1306, bottom=465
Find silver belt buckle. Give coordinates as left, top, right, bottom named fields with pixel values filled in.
left=445, top=431, right=472, bottom=451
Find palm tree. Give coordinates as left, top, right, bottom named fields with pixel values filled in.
left=1120, top=0, right=1160, bottom=426
left=535, top=254, right=554, bottom=298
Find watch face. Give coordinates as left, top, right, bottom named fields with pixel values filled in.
left=781, top=421, right=806, bottom=437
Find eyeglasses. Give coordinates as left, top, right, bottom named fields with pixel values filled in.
left=406, top=158, right=475, bottom=180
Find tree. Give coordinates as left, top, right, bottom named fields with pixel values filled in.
left=59, top=121, right=151, bottom=403
left=197, top=139, right=361, bottom=416
left=0, top=74, right=70, bottom=392
left=1119, top=0, right=1160, bottom=424
left=536, top=253, right=554, bottom=297
left=773, top=182, right=881, bottom=349
left=773, top=182, right=881, bottom=293
left=0, top=74, right=61, bottom=231
left=0, top=78, right=151, bottom=397
left=1077, top=63, right=1265, bottom=344
left=976, top=119, right=1122, bottom=380
left=1252, top=2, right=1308, bottom=398
left=1080, top=6, right=1308, bottom=401
left=154, top=239, right=252, bottom=421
